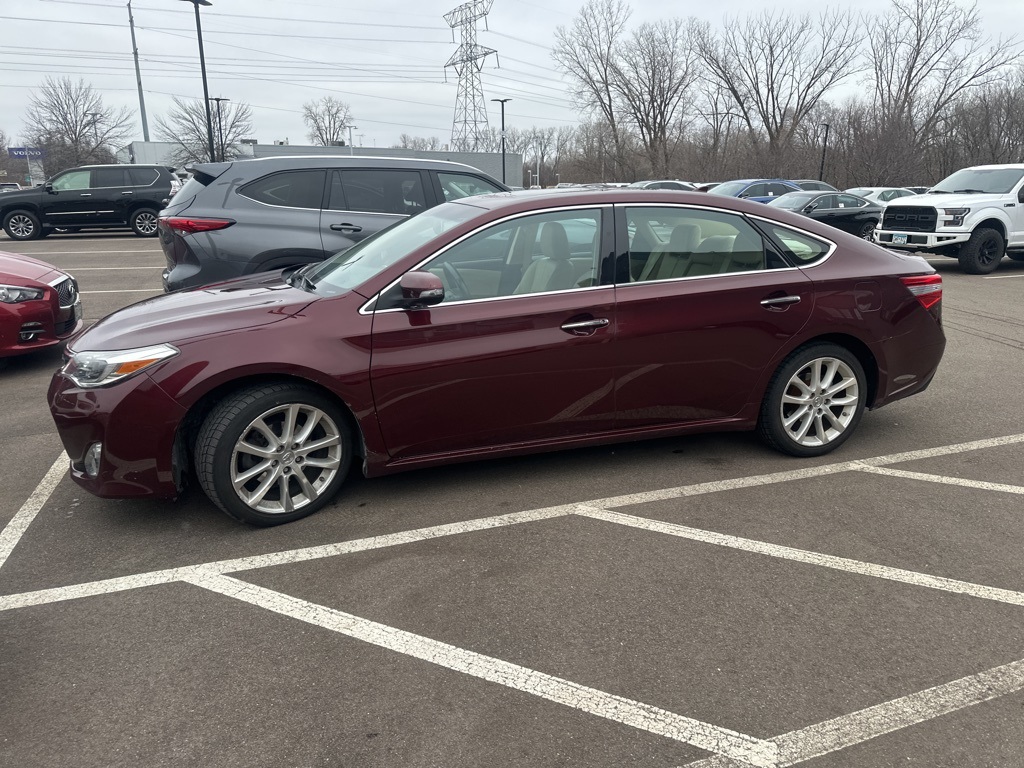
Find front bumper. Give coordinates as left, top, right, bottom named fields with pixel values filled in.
left=0, top=297, right=82, bottom=358
left=48, top=370, right=187, bottom=498
left=874, top=229, right=971, bottom=250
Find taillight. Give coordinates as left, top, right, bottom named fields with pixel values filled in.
left=159, top=216, right=235, bottom=235
left=901, top=274, right=942, bottom=312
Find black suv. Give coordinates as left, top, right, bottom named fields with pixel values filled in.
left=0, top=164, right=176, bottom=241
left=158, top=156, right=509, bottom=291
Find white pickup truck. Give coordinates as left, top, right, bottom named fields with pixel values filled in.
left=873, top=163, right=1024, bottom=274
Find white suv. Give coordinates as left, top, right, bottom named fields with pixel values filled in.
left=873, top=164, right=1024, bottom=274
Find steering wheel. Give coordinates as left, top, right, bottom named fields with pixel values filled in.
left=441, top=262, right=471, bottom=301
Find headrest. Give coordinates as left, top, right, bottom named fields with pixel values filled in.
left=695, top=235, right=736, bottom=253
left=669, top=223, right=701, bottom=252
left=540, top=222, right=570, bottom=259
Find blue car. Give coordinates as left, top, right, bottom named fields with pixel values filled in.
left=708, top=178, right=801, bottom=203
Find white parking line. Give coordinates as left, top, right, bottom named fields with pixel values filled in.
left=683, top=657, right=1024, bottom=767
left=67, top=266, right=164, bottom=271
left=8, top=250, right=162, bottom=255
left=855, top=464, right=1024, bottom=495
left=0, top=455, right=67, bottom=571
left=983, top=274, right=1024, bottom=279
left=80, top=289, right=162, bottom=294
left=190, top=572, right=779, bottom=767
left=575, top=506, right=1024, bottom=607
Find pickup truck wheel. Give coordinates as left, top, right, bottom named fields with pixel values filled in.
left=958, top=228, right=1004, bottom=274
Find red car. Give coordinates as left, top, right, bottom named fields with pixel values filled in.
left=48, top=190, right=945, bottom=526
left=1, top=252, right=82, bottom=365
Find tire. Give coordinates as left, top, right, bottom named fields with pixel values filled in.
left=958, top=228, right=1004, bottom=274
left=758, top=343, right=867, bottom=458
left=195, top=384, right=353, bottom=526
left=3, top=210, right=41, bottom=241
left=857, top=220, right=877, bottom=240
left=129, top=207, right=159, bottom=237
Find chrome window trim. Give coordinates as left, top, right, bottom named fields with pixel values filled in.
left=615, top=265, right=802, bottom=290
left=323, top=208, right=409, bottom=218
left=618, top=201, right=837, bottom=271
left=367, top=284, right=614, bottom=315
left=359, top=203, right=612, bottom=315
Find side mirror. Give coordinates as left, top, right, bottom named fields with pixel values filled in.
left=398, top=271, right=444, bottom=309
left=803, top=204, right=818, bottom=213
left=44, top=182, right=55, bottom=194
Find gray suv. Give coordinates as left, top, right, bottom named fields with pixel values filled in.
left=158, top=156, right=509, bottom=291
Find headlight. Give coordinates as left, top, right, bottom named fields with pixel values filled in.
left=0, top=284, right=45, bottom=303
left=942, top=208, right=970, bottom=216
left=62, top=344, right=179, bottom=388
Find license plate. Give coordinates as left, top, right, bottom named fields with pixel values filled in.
left=892, top=234, right=908, bottom=245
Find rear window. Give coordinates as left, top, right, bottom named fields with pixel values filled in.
left=128, top=168, right=159, bottom=186
left=239, top=170, right=326, bottom=209
left=167, top=176, right=208, bottom=207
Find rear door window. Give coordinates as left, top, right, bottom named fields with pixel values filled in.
left=92, top=168, right=130, bottom=187
left=766, top=182, right=795, bottom=197
left=240, top=170, right=326, bottom=209
left=742, top=183, right=768, bottom=198
left=438, top=172, right=504, bottom=201
left=330, top=169, right=427, bottom=216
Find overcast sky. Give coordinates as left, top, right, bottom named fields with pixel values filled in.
left=1, top=0, right=1020, bottom=150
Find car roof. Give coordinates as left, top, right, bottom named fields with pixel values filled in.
left=225, top=155, right=493, bottom=173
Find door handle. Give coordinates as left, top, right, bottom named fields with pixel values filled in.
left=330, top=223, right=362, bottom=233
left=79, top=193, right=92, bottom=197
left=560, top=318, right=609, bottom=336
left=760, top=295, right=801, bottom=308
left=121, top=191, right=133, bottom=195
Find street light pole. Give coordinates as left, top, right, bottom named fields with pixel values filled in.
left=818, top=122, right=831, bottom=182
left=490, top=98, right=511, bottom=184
left=348, top=125, right=357, bottom=156
left=181, top=0, right=216, bottom=164
left=210, top=97, right=229, bottom=161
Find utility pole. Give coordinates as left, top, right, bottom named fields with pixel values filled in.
left=347, top=125, right=358, bottom=155
left=210, top=97, right=229, bottom=161
left=181, top=0, right=217, bottom=164
left=490, top=97, right=510, bottom=184
left=127, top=0, right=150, bottom=142
left=819, top=122, right=831, bottom=182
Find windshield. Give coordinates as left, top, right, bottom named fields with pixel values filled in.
left=931, top=168, right=1024, bottom=195
left=708, top=180, right=748, bottom=196
left=306, top=203, right=482, bottom=295
left=769, top=193, right=815, bottom=209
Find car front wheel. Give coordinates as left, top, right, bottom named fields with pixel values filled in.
left=3, top=210, right=41, bottom=240
left=758, top=343, right=866, bottom=457
left=195, top=384, right=353, bottom=525
left=958, top=228, right=1004, bottom=274
left=129, top=208, right=159, bottom=237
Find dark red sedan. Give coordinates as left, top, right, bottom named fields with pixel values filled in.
left=1, top=252, right=82, bottom=366
left=48, top=190, right=945, bottom=526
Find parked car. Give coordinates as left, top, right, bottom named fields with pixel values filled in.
left=628, top=180, right=697, bottom=191
left=158, top=156, right=510, bottom=291
left=1, top=252, right=82, bottom=366
left=0, top=182, right=22, bottom=193
left=793, top=180, right=839, bottom=192
left=768, top=191, right=883, bottom=239
left=708, top=178, right=802, bottom=203
left=0, top=164, right=177, bottom=240
left=903, top=186, right=931, bottom=195
left=844, top=187, right=917, bottom=206
left=694, top=182, right=721, bottom=192
left=49, top=188, right=945, bottom=526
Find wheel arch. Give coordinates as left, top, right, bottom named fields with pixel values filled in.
left=1, top=204, right=42, bottom=222
left=172, top=372, right=368, bottom=492
left=973, top=218, right=1007, bottom=240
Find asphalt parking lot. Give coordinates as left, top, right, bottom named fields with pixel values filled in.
left=2, top=232, right=1023, bottom=768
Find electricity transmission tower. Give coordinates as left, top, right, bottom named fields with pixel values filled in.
left=444, top=0, right=497, bottom=151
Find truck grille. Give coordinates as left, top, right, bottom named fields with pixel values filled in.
left=52, top=276, right=79, bottom=308
left=882, top=206, right=938, bottom=233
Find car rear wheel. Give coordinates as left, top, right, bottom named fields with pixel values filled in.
left=130, top=208, right=159, bottom=237
left=195, top=384, right=353, bottom=526
left=958, top=228, right=1004, bottom=274
left=858, top=221, right=877, bottom=240
left=3, top=210, right=41, bottom=241
left=758, top=343, right=866, bottom=457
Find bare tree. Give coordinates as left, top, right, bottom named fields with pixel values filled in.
left=553, top=0, right=631, bottom=176
left=394, top=134, right=443, bottom=150
left=613, top=18, right=701, bottom=176
left=302, top=96, right=353, bottom=146
left=23, top=77, right=133, bottom=174
left=155, top=97, right=253, bottom=167
left=695, top=10, right=862, bottom=173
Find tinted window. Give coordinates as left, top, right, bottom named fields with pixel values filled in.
left=626, top=207, right=769, bottom=282
left=127, top=168, right=159, bottom=186
left=417, top=209, right=602, bottom=303
left=765, top=224, right=831, bottom=265
left=240, top=170, right=326, bottom=209
left=813, top=195, right=837, bottom=209
left=743, top=184, right=768, bottom=198
left=51, top=170, right=91, bottom=191
left=329, top=169, right=426, bottom=215
left=438, top=172, right=504, bottom=201
left=92, top=168, right=129, bottom=187
left=708, top=180, right=749, bottom=197
left=835, top=194, right=865, bottom=208
left=766, top=183, right=795, bottom=197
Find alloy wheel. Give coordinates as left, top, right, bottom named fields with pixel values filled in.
left=134, top=212, right=158, bottom=235
left=779, top=357, right=860, bottom=448
left=229, top=403, right=343, bottom=514
left=8, top=214, right=35, bottom=238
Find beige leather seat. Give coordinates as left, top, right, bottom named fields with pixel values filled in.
left=685, top=235, right=736, bottom=276
left=514, top=222, right=577, bottom=294
left=637, top=223, right=701, bottom=281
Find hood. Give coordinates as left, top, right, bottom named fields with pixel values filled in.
left=0, top=187, right=41, bottom=206
left=898, top=192, right=1007, bottom=208
left=73, top=272, right=318, bottom=351
left=0, top=251, right=61, bottom=283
